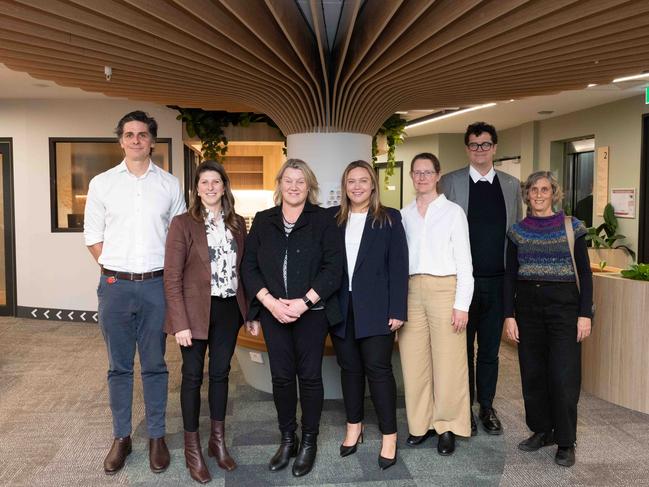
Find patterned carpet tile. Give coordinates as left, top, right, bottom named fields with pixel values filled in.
left=1, top=318, right=649, bottom=486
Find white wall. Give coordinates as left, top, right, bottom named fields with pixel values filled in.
left=0, top=99, right=184, bottom=311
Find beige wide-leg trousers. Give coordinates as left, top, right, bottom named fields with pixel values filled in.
left=398, top=274, right=471, bottom=437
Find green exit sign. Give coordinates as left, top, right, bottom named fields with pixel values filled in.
left=646, top=86, right=649, bottom=104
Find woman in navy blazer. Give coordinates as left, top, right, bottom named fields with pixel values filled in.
left=329, top=160, right=408, bottom=470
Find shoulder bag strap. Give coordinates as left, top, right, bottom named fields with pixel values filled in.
left=564, top=215, right=580, bottom=293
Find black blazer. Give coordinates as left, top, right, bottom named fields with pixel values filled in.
left=328, top=206, right=409, bottom=340
left=241, top=202, right=343, bottom=325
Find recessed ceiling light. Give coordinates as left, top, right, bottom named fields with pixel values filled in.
left=395, top=111, right=408, bottom=114
left=405, top=103, right=497, bottom=129
left=587, top=83, right=597, bottom=88
left=537, top=110, right=554, bottom=115
left=613, top=73, right=649, bottom=83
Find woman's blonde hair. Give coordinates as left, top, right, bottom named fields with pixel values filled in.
left=336, top=160, right=391, bottom=228
left=273, top=158, right=320, bottom=206
left=521, top=170, right=564, bottom=210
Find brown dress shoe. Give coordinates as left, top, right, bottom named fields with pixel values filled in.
left=149, top=436, right=170, bottom=473
left=104, top=436, right=132, bottom=475
left=184, top=431, right=212, bottom=484
left=208, top=419, right=236, bottom=471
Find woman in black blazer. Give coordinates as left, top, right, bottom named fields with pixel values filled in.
left=241, top=159, right=343, bottom=478
left=329, top=160, right=408, bottom=470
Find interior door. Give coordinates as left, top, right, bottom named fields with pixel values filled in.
left=0, top=139, right=15, bottom=315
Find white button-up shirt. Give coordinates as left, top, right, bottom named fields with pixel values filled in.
left=84, top=160, right=186, bottom=273
left=469, top=165, right=496, bottom=183
left=401, top=194, right=474, bottom=311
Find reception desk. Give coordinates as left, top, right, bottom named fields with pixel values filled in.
left=582, top=272, right=649, bottom=414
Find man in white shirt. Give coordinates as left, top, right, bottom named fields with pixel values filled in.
left=440, top=122, right=522, bottom=437
left=84, top=111, right=186, bottom=475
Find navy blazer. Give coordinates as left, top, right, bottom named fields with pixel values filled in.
left=328, top=206, right=409, bottom=340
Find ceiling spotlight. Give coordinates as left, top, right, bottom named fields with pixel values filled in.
left=104, top=65, right=112, bottom=81
left=587, top=83, right=597, bottom=88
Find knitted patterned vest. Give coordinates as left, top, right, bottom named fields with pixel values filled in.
left=507, top=211, right=586, bottom=282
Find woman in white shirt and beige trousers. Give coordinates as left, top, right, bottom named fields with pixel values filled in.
left=399, top=152, right=474, bottom=456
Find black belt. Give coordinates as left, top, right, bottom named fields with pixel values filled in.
left=102, top=268, right=164, bottom=281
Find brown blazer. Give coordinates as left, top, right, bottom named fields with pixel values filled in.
left=163, top=212, right=248, bottom=339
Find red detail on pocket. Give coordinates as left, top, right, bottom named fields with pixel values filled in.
left=107, top=276, right=117, bottom=284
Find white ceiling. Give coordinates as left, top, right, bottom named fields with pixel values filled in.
left=1, top=63, right=647, bottom=138
left=0, top=63, right=114, bottom=100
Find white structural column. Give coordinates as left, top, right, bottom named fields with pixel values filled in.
left=287, top=132, right=372, bottom=205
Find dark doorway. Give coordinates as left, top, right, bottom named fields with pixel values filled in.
left=639, top=114, right=649, bottom=262
left=0, top=140, right=16, bottom=316
left=563, top=140, right=594, bottom=227
left=183, top=145, right=201, bottom=207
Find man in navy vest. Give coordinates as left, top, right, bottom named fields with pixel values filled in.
left=440, top=122, right=522, bottom=436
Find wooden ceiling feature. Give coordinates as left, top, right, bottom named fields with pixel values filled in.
left=2, top=0, right=649, bottom=135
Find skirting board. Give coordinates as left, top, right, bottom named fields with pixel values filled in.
left=17, top=306, right=98, bottom=323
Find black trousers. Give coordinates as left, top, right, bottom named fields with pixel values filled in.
left=467, top=276, right=504, bottom=408
left=261, top=308, right=329, bottom=435
left=331, top=298, right=397, bottom=434
left=516, top=281, right=581, bottom=447
left=180, top=296, right=242, bottom=432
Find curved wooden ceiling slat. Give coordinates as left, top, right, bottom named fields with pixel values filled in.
left=264, top=0, right=325, bottom=128
left=2, top=0, right=649, bottom=135
left=348, top=1, right=647, bottom=131
left=218, top=0, right=321, bottom=129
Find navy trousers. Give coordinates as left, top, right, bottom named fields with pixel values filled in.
left=261, top=309, right=329, bottom=435
left=98, top=274, right=168, bottom=439
left=331, top=297, right=397, bottom=434
left=180, top=296, right=242, bottom=431
left=467, top=276, right=504, bottom=409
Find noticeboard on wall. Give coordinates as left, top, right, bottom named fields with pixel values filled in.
left=610, top=187, right=636, bottom=219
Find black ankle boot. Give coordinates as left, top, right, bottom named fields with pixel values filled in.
left=269, top=431, right=299, bottom=472
left=292, top=432, right=317, bottom=477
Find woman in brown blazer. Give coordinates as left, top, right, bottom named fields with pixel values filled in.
left=164, top=160, right=258, bottom=484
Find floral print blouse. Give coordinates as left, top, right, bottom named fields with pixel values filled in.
left=205, top=210, right=238, bottom=297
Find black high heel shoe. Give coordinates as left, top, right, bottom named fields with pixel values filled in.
left=339, top=426, right=364, bottom=457
left=378, top=446, right=397, bottom=470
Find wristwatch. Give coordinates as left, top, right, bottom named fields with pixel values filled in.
left=302, top=296, right=314, bottom=308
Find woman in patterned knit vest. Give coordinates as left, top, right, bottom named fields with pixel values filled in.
left=504, top=171, right=592, bottom=468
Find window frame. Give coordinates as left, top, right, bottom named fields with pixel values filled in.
left=49, top=137, right=173, bottom=233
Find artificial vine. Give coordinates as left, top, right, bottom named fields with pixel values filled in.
left=372, top=114, right=407, bottom=179
left=171, top=107, right=285, bottom=161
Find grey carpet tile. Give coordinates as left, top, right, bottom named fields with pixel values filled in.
left=2, top=317, right=649, bottom=486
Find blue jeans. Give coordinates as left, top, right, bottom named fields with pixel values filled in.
left=98, top=275, right=168, bottom=438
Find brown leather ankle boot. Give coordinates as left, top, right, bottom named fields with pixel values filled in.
left=184, top=431, right=212, bottom=484
left=208, top=419, right=237, bottom=471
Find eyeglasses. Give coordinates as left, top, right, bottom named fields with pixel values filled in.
left=467, top=141, right=494, bottom=152
left=411, top=170, right=437, bottom=179
left=529, top=187, right=551, bottom=196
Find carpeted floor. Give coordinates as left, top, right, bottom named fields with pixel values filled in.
left=1, top=317, right=649, bottom=486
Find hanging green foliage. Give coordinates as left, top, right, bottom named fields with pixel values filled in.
left=372, top=114, right=407, bottom=183
left=172, top=107, right=285, bottom=161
